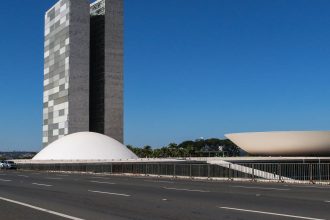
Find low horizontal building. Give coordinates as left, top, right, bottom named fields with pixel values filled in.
left=226, top=131, right=330, bottom=156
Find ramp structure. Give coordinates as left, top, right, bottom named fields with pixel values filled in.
left=207, top=159, right=292, bottom=180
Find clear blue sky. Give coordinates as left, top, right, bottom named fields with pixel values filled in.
left=1, top=0, right=330, bottom=151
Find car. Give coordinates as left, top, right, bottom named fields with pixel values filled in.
left=0, top=161, right=6, bottom=169
left=4, top=161, right=17, bottom=170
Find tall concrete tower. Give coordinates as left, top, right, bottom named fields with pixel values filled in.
left=42, top=0, right=123, bottom=147
left=90, top=0, right=124, bottom=143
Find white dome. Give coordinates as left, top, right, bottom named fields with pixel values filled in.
left=226, top=131, right=330, bottom=156
left=33, top=132, right=138, bottom=160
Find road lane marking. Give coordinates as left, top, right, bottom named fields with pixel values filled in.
left=144, top=180, right=174, bottom=184
left=45, top=177, right=63, bottom=180
left=0, top=196, right=84, bottom=220
left=291, top=185, right=330, bottom=189
left=231, top=186, right=290, bottom=191
left=90, top=181, right=116, bottom=185
left=57, top=174, right=69, bottom=177
left=88, top=190, right=131, bottom=197
left=219, top=207, right=325, bottom=220
left=90, top=177, right=111, bottom=180
left=32, top=183, right=53, bottom=187
left=17, top=175, right=29, bottom=178
left=163, top=187, right=210, bottom=193
left=325, top=201, right=330, bottom=203
left=0, top=178, right=12, bottom=182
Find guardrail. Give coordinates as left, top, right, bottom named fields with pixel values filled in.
left=16, top=163, right=330, bottom=183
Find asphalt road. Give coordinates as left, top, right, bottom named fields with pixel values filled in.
left=0, top=170, right=329, bottom=220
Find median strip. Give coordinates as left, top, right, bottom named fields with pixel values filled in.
left=88, top=190, right=131, bottom=197
left=219, top=206, right=325, bottom=220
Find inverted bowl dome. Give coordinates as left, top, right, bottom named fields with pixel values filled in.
left=225, top=131, right=330, bottom=156
left=33, top=132, right=138, bottom=160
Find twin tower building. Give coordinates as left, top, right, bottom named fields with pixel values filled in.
left=43, top=0, right=123, bottom=147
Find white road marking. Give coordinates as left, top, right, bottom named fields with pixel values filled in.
left=90, top=181, right=116, bottom=185
left=144, top=180, right=174, bottom=184
left=291, top=185, right=330, bottom=189
left=0, top=174, right=7, bottom=176
left=57, top=174, right=69, bottom=177
left=32, top=183, right=53, bottom=187
left=231, top=186, right=290, bottom=191
left=163, top=187, right=210, bottom=193
left=17, top=175, right=29, bottom=178
left=45, top=177, right=63, bottom=180
left=324, top=201, right=330, bottom=203
left=0, top=196, right=84, bottom=220
left=88, top=190, right=131, bottom=197
left=219, top=207, right=325, bottom=220
left=0, top=178, right=12, bottom=182
left=90, top=177, right=111, bottom=180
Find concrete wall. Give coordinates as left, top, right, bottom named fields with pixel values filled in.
left=68, top=0, right=90, bottom=134
left=104, top=0, right=124, bottom=143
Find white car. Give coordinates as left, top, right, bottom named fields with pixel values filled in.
left=0, top=161, right=17, bottom=169
left=5, top=161, right=17, bottom=169
left=0, top=161, right=6, bottom=169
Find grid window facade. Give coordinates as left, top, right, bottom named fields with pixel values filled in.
left=90, top=0, right=105, bottom=16
left=43, top=0, right=70, bottom=146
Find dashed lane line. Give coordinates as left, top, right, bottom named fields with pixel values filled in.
left=144, top=180, right=174, bottom=184
left=44, top=177, right=63, bottom=180
left=32, top=183, right=53, bottom=187
left=17, top=175, right=29, bottom=178
left=162, top=187, right=210, bottom=193
left=89, top=177, right=111, bottom=180
left=90, top=181, right=116, bottom=185
left=88, top=190, right=131, bottom=197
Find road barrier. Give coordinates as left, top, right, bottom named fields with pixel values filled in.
left=16, top=162, right=330, bottom=183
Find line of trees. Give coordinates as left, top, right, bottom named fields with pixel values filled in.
left=127, top=138, right=241, bottom=158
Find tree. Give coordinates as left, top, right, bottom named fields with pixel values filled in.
left=126, top=138, right=241, bottom=158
